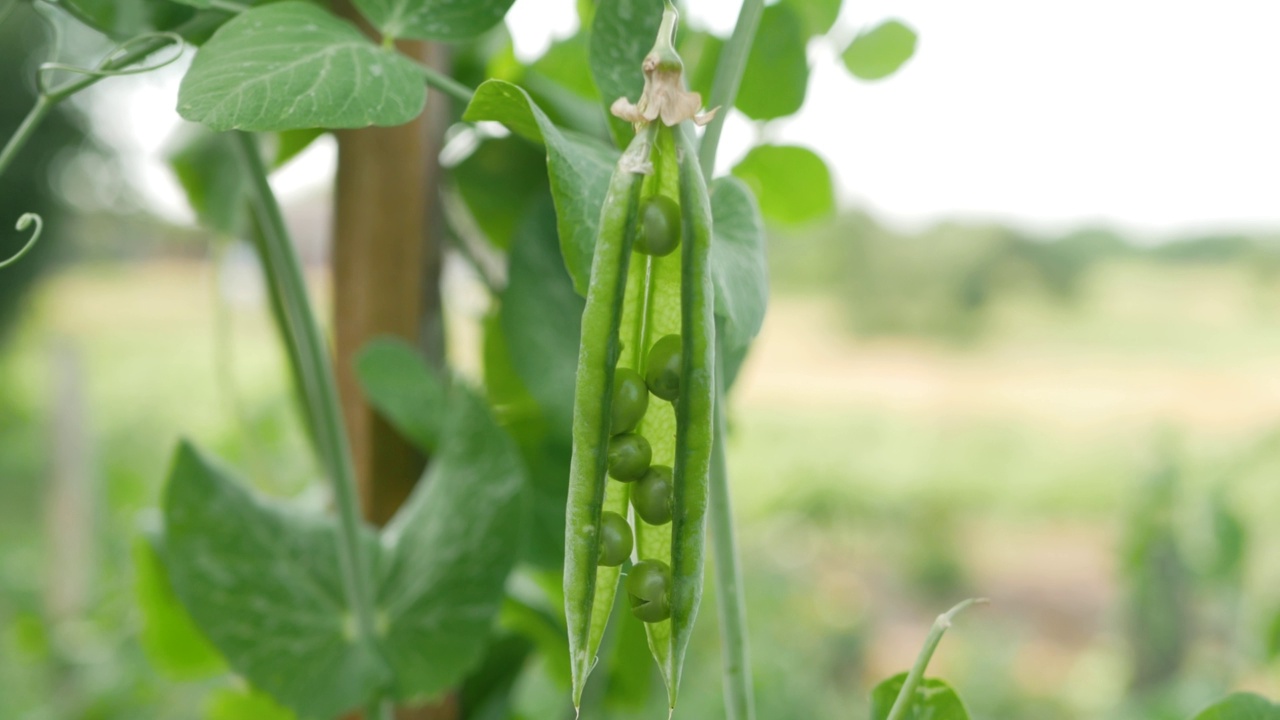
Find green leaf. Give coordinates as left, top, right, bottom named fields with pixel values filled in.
left=132, top=534, right=226, bottom=680
left=1190, top=693, right=1280, bottom=720
left=500, top=199, right=584, bottom=436
left=274, top=128, right=327, bottom=167
left=163, top=441, right=389, bottom=718
left=784, top=0, right=842, bottom=37
left=458, top=632, right=535, bottom=720
left=166, top=126, right=246, bottom=236
left=352, top=0, right=515, bottom=41
left=205, top=687, right=295, bottom=720
left=679, top=29, right=723, bottom=101
left=177, top=2, right=426, bottom=132
left=453, top=135, right=549, bottom=250
left=463, top=80, right=620, bottom=295
left=355, top=337, right=447, bottom=454
left=532, top=32, right=599, bottom=101
left=481, top=309, right=571, bottom=569
left=870, top=674, right=971, bottom=720
left=378, top=382, right=526, bottom=701
left=731, top=144, right=835, bottom=226
left=709, top=177, right=768, bottom=370
left=736, top=2, right=809, bottom=120
left=842, top=19, right=917, bottom=81
left=589, top=0, right=664, bottom=147
left=58, top=0, right=195, bottom=39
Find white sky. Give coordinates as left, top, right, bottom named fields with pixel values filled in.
left=95, top=0, right=1280, bottom=240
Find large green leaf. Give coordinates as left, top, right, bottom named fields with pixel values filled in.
left=500, top=199, right=584, bottom=436
left=784, top=0, right=842, bottom=37
left=177, top=2, right=426, bottom=131
left=731, top=144, right=834, bottom=226
left=842, top=19, right=917, bottom=81
left=589, top=0, right=664, bottom=147
left=1190, top=693, right=1280, bottom=720
left=709, top=177, right=768, bottom=368
left=132, top=534, right=225, bottom=680
left=736, top=2, right=809, bottom=120
left=163, top=442, right=390, bottom=718
left=870, top=674, right=971, bottom=720
left=680, top=29, right=723, bottom=102
left=355, top=337, right=447, bottom=454
left=166, top=127, right=246, bottom=236
left=377, top=383, right=526, bottom=702
left=58, top=0, right=194, bottom=39
left=463, top=80, right=619, bottom=295
left=453, top=135, right=549, bottom=250
left=482, top=309, right=572, bottom=570
left=352, top=0, right=515, bottom=41
left=205, top=687, right=295, bottom=720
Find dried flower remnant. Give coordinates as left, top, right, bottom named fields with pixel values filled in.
left=610, top=3, right=718, bottom=129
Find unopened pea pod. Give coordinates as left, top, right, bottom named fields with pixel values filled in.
left=563, top=126, right=654, bottom=709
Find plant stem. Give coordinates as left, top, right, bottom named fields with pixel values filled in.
left=233, top=132, right=388, bottom=710
left=696, top=0, right=764, bottom=180
left=709, top=331, right=755, bottom=720
left=416, top=61, right=474, bottom=104
left=884, top=598, right=987, bottom=720
left=0, top=12, right=221, bottom=180
left=695, top=2, right=766, bottom=718
left=0, top=96, right=52, bottom=180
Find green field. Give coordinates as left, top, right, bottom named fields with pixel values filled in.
left=2, top=256, right=1279, bottom=719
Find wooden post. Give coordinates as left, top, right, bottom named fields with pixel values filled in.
left=331, top=4, right=453, bottom=718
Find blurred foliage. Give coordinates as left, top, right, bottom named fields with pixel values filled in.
left=768, top=210, right=1280, bottom=343
left=0, top=6, right=87, bottom=344
left=1122, top=445, right=1193, bottom=693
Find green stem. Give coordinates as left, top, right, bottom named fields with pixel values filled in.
left=416, top=61, right=475, bottom=104
left=884, top=598, right=986, bottom=720
left=709, top=330, right=755, bottom=720
left=0, top=12, right=221, bottom=180
left=696, top=0, right=764, bottom=180
left=233, top=132, right=389, bottom=713
left=694, top=3, right=766, bottom=719
left=0, top=96, right=52, bottom=180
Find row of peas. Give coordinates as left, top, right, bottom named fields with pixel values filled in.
left=594, top=197, right=686, bottom=624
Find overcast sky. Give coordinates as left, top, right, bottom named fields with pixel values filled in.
left=98, top=0, right=1280, bottom=240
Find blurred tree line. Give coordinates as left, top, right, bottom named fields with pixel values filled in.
left=768, top=211, right=1280, bottom=342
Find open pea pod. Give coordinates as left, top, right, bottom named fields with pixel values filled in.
left=563, top=126, right=648, bottom=707
left=632, top=124, right=715, bottom=710
left=563, top=3, right=716, bottom=710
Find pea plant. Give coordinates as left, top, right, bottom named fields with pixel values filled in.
left=2, top=0, right=1277, bottom=719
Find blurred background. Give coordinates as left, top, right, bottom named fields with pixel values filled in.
left=3, top=0, right=1280, bottom=718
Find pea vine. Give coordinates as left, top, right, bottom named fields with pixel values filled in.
left=0, top=1, right=1274, bottom=719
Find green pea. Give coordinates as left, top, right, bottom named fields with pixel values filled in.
left=597, top=511, right=633, bottom=567
left=607, top=432, right=651, bottom=481
left=631, top=465, right=673, bottom=525
left=645, top=334, right=681, bottom=402
left=611, top=367, right=649, bottom=435
left=626, top=559, right=672, bottom=623
left=635, top=194, right=681, bottom=257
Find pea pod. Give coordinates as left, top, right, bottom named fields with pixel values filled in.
left=563, top=126, right=652, bottom=708
left=564, top=3, right=716, bottom=711
left=633, top=125, right=714, bottom=709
